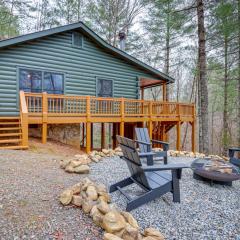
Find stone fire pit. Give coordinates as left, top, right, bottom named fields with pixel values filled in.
left=191, top=158, right=240, bottom=186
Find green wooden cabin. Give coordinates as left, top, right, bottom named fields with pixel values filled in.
left=0, top=22, right=173, bottom=116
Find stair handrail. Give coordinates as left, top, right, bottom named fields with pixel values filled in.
left=19, top=91, right=28, bottom=147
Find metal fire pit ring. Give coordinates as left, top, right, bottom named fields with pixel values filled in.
left=191, top=158, right=240, bottom=186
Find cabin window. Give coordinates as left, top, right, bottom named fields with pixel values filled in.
left=97, top=79, right=113, bottom=97
left=43, top=72, right=64, bottom=94
left=19, top=68, right=64, bottom=94
left=72, top=32, right=84, bottom=48
left=19, top=69, right=42, bottom=93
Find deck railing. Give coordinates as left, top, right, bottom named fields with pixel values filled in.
left=23, top=91, right=195, bottom=119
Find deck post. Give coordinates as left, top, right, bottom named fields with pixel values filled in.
left=19, top=91, right=28, bottom=147
left=120, top=97, right=125, bottom=136
left=176, top=121, right=181, bottom=151
left=148, top=101, right=153, bottom=139
left=86, top=96, right=91, bottom=153
left=101, top=123, right=105, bottom=149
left=42, top=92, right=48, bottom=144
left=112, top=123, right=117, bottom=149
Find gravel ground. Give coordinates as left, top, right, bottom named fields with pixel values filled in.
left=0, top=150, right=102, bottom=240
left=89, top=156, right=240, bottom=240
left=0, top=146, right=239, bottom=240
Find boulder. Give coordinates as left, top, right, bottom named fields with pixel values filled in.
left=97, top=200, right=110, bottom=214
left=90, top=206, right=105, bottom=226
left=91, top=157, right=99, bottom=163
left=70, top=183, right=82, bottom=194
left=96, top=183, right=107, bottom=193
left=98, top=192, right=111, bottom=203
left=65, top=164, right=75, bottom=173
left=144, top=228, right=165, bottom=240
left=103, top=233, right=123, bottom=240
left=60, top=159, right=71, bottom=169
left=74, top=165, right=90, bottom=174
left=82, top=177, right=94, bottom=191
left=59, top=189, right=73, bottom=205
left=102, top=149, right=110, bottom=155
left=95, top=155, right=102, bottom=160
left=82, top=199, right=95, bottom=214
left=121, top=212, right=139, bottom=229
left=71, top=195, right=83, bottom=207
left=102, top=211, right=126, bottom=233
left=86, top=185, right=98, bottom=201
left=69, top=160, right=82, bottom=168
left=122, top=223, right=141, bottom=240
left=80, top=190, right=87, bottom=199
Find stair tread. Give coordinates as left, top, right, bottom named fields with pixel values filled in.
left=0, top=127, right=21, bottom=131
left=0, top=145, right=28, bottom=150
left=0, top=122, right=20, bottom=125
left=0, top=139, right=22, bottom=143
left=0, top=133, right=22, bottom=137
left=0, top=117, right=20, bottom=120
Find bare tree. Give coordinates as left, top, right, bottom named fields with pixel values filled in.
left=197, top=0, right=209, bottom=154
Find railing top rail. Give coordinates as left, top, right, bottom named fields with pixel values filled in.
left=24, top=92, right=194, bottom=106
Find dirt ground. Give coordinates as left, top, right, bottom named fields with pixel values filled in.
left=0, top=138, right=102, bottom=240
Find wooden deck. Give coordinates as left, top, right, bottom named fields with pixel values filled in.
left=19, top=91, right=196, bottom=153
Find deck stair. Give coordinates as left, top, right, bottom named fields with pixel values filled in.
left=0, top=117, right=26, bottom=150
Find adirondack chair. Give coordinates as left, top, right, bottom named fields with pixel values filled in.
left=109, top=135, right=187, bottom=211
left=135, top=128, right=169, bottom=165
left=229, top=147, right=240, bottom=167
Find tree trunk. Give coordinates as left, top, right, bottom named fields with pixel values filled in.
left=223, top=37, right=228, bottom=154
left=165, top=0, right=170, bottom=101
left=238, top=0, right=240, bottom=147
left=197, top=0, right=209, bottom=154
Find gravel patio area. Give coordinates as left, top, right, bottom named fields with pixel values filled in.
left=0, top=145, right=239, bottom=240
left=89, top=156, right=240, bottom=240
left=0, top=149, right=102, bottom=240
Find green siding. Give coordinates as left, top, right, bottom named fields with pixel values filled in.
left=0, top=31, right=158, bottom=116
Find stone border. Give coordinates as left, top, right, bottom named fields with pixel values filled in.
left=59, top=177, right=165, bottom=240
left=60, top=148, right=229, bottom=175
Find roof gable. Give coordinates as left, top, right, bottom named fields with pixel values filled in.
left=0, top=22, right=174, bottom=83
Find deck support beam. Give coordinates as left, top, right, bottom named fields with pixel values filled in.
left=101, top=123, right=105, bottom=149
left=176, top=121, right=181, bottom=151
left=86, top=122, right=91, bottom=153
left=120, top=122, right=124, bottom=136
left=86, top=96, right=91, bottom=153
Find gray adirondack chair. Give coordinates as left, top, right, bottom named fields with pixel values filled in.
left=135, top=127, right=169, bottom=165
left=229, top=147, right=240, bottom=167
left=109, top=135, right=187, bottom=211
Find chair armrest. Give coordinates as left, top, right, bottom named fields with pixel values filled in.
left=151, top=139, right=169, bottom=150
left=139, top=152, right=157, bottom=158
left=135, top=140, right=151, bottom=146
left=142, top=163, right=188, bottom=172
left=229, top=148, right=240, bottom=158
left=151, top=139, right=169, bottom=145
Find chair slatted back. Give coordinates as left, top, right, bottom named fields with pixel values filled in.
left=135, top=128, right=152, bottom=153
left=116, top=135, right=150, bottom=189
